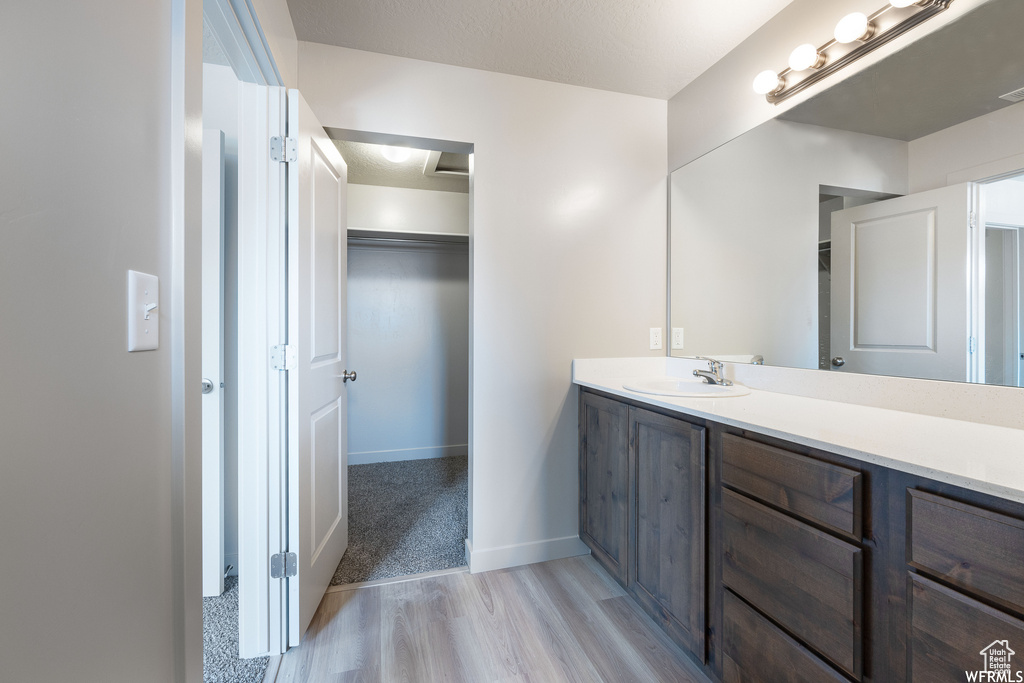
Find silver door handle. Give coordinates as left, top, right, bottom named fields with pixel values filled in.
left=831, top=357, right=845, bottom=367
left=201, top=378, right=214, bottom=394
left=341, top=370, right=357, bottom=383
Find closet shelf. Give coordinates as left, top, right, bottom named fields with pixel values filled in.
left=347, top=228, right=468, bottom=245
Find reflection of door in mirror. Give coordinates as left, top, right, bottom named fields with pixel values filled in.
left=829, top=184, right=974, bottom=383
left=817, top=190, right=889, bottom=370
left=982, top=174, right=1024, bottom=387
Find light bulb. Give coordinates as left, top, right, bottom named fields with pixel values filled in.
left=752, top=70, right=784, bottom=95
left=789, top=43, right=825, bottom=71
left=380, top=146, right=411, bottom=163
left=834, top=12, right=873, bottom=44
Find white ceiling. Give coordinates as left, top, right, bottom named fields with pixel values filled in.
left=285, top=0, right=794, bottom=100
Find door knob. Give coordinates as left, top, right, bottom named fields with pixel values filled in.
left=831, top=357, right=845, bottom=367
left=342, top=370, right=357, bottom=383
left=201, top=378, right=214, bottom=394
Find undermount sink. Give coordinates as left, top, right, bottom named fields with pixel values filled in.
left=622, top=377, right=751, bottom=398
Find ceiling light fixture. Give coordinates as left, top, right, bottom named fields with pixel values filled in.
left=380, top=146, right=411, bottom=163
left=753, top=0, right=954, bottom=104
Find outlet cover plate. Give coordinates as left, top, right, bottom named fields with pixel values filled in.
left=672, top=327, right=685, bottom=350
left=650, top=327, right=663, bottom=350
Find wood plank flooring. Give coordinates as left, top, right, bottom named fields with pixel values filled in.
left=275, top=554, right=711, bottom=682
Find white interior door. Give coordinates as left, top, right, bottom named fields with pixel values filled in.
left=830, top=183, right=975, bottom=381
left=202, top=129, right=226, bottom=597
left=287, top=89, right=349, bottom=645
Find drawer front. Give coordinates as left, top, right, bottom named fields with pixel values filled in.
left=910, top=573, right=1024, bottom=681
left=722, top=590, right=847, bottom=683
left=909, top=489, right=1024, bottom=613
left=722, top=433, right=861, bottom=539
left=722, top=489, right=863, bottom=678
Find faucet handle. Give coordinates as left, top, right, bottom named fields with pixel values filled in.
left=695, top=356, right=724, bottom=372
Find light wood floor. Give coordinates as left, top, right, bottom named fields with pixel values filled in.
left=275, top=554, right=711, bottom=682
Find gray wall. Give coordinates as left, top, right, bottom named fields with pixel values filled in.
left=299, top=43, right=668, bottom=570
left=0, top=0, right=190, bottom=679
left=347, top=242, right=469, bottom=464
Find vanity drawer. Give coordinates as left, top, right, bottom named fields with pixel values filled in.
left=722, top=434, right=861, bottom=540
left=722, top=489, right=863, bottom=678
left=910, top=573, right=1024, bottom=681
left=722, top=590, right=846, bottom=683
left=909, top=489, right=1024, bottom=613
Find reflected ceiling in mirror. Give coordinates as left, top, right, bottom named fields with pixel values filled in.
left=669, top=0, right=1024, bottom=387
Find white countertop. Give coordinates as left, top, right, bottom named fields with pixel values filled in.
left=574, top=358, right=1024, bottom=504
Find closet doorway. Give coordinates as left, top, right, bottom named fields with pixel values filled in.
left=329, top=131, right=472, bottom=585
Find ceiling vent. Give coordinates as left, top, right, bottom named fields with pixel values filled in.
left=424, top=150, right=470, bottom=177
left=999, top=86, right=1024, bottom=103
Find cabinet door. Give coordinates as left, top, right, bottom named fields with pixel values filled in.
left=629, top=407, right=706, bottom=659
left=579, top=391, right=630, bottom=584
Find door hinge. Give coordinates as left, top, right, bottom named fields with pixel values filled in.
left=270, top=552, right=297, bottom=579
left=271, top=344, right=297, bottom=371
left=969, top=336, right=977, bottom=354
left=969, top=211, right=977, bottom=229
left=270, top=136, right=297, bottom=163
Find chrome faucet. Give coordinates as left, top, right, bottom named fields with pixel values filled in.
left=693, top=357, right=733, bottom=386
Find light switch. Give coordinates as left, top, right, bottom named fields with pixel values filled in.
left=672, top=327, right=685, bottom=350
left=128, top=270, right=159, bottom=352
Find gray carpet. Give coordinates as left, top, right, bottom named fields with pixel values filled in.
left=331, top=455, right=468, bottom=585
left=203, top=576, right=269, bottom=683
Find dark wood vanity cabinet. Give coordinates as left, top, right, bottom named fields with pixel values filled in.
left=717, top=433, right=866, bottom=681
left=629, top=407, right=706, bottom=658
left=578, top=391, right=630, bottom=584
left=578, top=391, right=707, bottom=661
left=905, top=487, right=1024, bottom=681
left=578, top=387, right=1024, bottom=683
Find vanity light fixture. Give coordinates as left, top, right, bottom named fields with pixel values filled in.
left=752, top=69, right=785, bottom=95
left=834, top=13, right=874, bottom=44
left=789, top=43, right=826, bottom=71
left=754, top=0, right=954, bottom=104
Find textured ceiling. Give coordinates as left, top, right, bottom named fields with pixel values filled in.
left=333, top=140, right=470, bottom=193
left=202, top=18, right=231, bottom=66
left=286, top=0, right=794, bottom=100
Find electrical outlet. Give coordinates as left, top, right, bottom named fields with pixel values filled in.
left=672, top=327, right=684, bottom=350
left=650, top=327, right=663, bottom=350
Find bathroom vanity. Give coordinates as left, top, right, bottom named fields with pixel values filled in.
left=575, top=359, right=1024, bottom=683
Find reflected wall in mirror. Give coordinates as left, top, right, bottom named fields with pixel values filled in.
left=670, top=0, right=1024, bottom=387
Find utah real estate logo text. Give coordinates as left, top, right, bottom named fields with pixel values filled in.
left=966, top=640, right=1023, bottom=682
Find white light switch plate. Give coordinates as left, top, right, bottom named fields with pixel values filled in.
left=650, top=327, right=663, bottom=350
left=672, top=327, right=685, bottom=350
left=128, top=270, right=159, bottom=352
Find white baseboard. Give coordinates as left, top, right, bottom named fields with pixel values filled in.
left=349, top=444, right=468, bottom=465
left=466, top=535, right=590, bottom=574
